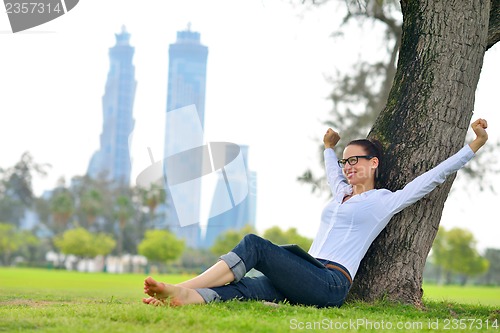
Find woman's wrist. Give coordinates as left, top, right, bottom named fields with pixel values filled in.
left=469, top=137, right=487, bottom=153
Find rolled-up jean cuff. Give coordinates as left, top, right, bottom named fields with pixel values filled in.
left=219, top=251, right=247, bottom=282
left=195, top=288, right=221, bottom=303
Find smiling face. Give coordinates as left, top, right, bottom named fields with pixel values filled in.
left=342, top=144, right=379, bottom=189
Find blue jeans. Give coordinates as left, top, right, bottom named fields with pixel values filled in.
left=196, top=234, right=351, bottom=308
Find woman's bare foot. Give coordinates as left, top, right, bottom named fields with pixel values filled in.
left=142, top=296, right=167, bottom=306
left=142, top=276, right=205, bottom=306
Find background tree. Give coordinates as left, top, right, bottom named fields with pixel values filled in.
left=136, top=184, right=167, bottom=257
left=139, top=183, right=166, bottom=227
left=33, top=197, right=51, bottom=230
left=14, top=230, right=40, bottom=266
left=262, top=226, right=313, bottom=251
left=0, top=152, right=49, bottom=226
left=90, top=233, right=117, bottom=257
left=89, top=232, right=116, bottom=272
left=428, top=227, right=448, bottom=284
left=138, top=230, right=185, bottom=272
left=53, top=227, right=93, bottom=259
left=210, top=225, right=256, bottom=256
left=80, top=188, right=103, bottom=230
left=54, top=227, right=115, bottom=270
left=480, top=248, right=500, bottom=285
left=430, top=227, right=489, bottom=285
left=70, top=175, right=115, bottom=233
left=0, top=224, right=41, bottom=266
left=444, top=228, right=489, bottom=285
left=0, top=223, right=22, bottom=265
left=178, top=248, right=218, bottom=274
left=114, top=192, right=135, bottom=256
left=50, top=182, right=75, bottom=232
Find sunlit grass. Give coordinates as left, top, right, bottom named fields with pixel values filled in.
left=423, top=284, right=500, bottom=307
left=0, top=268, right=498, bottom=332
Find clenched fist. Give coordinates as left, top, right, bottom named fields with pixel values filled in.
left=324, top=128, right=340, bottom=149
left=469, top=118, right=488, bottom=153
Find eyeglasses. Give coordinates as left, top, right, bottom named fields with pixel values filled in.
left=337, top=155, right=374, bottom=168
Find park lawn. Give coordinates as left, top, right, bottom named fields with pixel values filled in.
left=423, top=284, right=500, bottom=307
left=0, top=268, right=498, bottom=333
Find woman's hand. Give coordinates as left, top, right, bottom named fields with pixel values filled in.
left=469, top=118, right=488, bottom=153
left=324, top=128, right=340, bottom=149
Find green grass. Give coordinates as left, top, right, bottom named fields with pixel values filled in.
left=423, top=285, right=500, bottom=307
left=0, top=268, right=499, bottom=332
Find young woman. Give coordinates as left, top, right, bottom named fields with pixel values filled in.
left=142, top=118, right=489, bottom=308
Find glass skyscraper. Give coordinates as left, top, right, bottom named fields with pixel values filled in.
left=163, top=26, right=208, bottom=248
left=166, top=26, right=208, bottom=126
left=202, top=145, right=257, bottom=249
left=88, top=26, right=136, bottom=185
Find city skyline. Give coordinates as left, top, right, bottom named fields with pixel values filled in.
left=203, top=144, right=257, bottom=249
left=1, top=0, right=498, bottom=250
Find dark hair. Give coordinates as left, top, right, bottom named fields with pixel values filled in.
left=346, top=138, right=384, bottom=181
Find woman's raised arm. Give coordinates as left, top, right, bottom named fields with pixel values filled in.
left=469, top=118, right=488, bottom=153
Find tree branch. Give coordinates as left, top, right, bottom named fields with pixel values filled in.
left=488, top=0, right=500, bottom=49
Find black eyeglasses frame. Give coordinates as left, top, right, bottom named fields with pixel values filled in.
left=337, top=155, right=374, bottom=168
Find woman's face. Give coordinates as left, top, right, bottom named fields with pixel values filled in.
left=341, top=144, right=378, bottom=187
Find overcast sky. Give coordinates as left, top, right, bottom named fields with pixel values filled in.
left=1, top=0, right=498, bottom=250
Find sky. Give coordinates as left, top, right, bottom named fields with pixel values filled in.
left=1, top=0, right=499, bottom=251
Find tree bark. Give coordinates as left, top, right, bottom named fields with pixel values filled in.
left=488, top=0, right=500, bottom=49
left=348, top=0, right=492, bottom=306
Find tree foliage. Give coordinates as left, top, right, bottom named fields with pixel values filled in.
left=50, top=186, right=75, bottom=230
left=210, top=225, right=256, bottom=256
left=138, top=230, right=185, bottom=264
left=263, top=226, right=313, bottom=250
left=431, top=227, right=489, bottom=285
left=480, top=248, right=500, bottom=285
left=0, top=152, right=49, bottom=226
left=54, top=227, right=115, bottom=258
left=210, top=225, right=313, bottom=257
left=139, top=183, right=166, bottom=219
left=0, top=223, right=40, bottom=266
left=0, top=223, right=21, bottom=265
left=80, top=188, right=103, bottom=228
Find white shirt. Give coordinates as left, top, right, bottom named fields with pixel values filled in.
left=308, top=145, right=475, bottom=279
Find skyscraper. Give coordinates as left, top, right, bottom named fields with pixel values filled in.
left=88, top=26, right=136, bottom=185
left=202, top=145, right=257, bottom=249
left=166, top=25, right=208, bottom=126
left=163, top=26, right=208, bottom=248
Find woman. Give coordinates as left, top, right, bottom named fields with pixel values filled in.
left=143, top=118, right=489, bottom=307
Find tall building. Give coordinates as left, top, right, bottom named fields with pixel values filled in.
left=202, top=145, right=257, bottom=249
left=166, top=25, right=208, bottom=126
left=88, top=26, right=136, bottom=185
left=163, top=26, right=208, bottom=248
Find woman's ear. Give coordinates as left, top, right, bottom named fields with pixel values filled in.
left=371, top=157, right=379, bottom=169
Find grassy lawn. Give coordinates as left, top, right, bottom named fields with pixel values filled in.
left=0, top=268, right=499, bottom=332
left=423, top=285, right=500, bottom=307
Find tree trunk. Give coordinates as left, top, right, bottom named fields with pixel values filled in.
left=488, top=0, right=500, bottom=48
left=348, top=0, right=492, bottom=306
